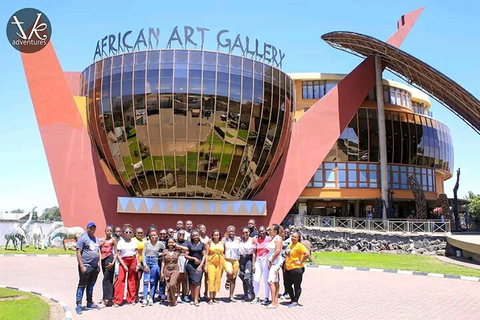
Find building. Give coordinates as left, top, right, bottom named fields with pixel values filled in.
left=17, top=8, right=479, bottom=231
left=292, top=74, right=453, bottom=218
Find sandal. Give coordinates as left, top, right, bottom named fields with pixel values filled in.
left=266, top=304, right=278, bottom=309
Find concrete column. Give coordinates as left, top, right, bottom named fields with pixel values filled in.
left=375, top=56, right=388, bottom=220
left=354, top=200, right=360, bottom=218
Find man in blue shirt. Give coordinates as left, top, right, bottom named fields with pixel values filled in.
left=75, top=222, right=101, bottom=314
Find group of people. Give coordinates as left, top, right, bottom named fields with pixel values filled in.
left=74, top=218, right=310, bottom=314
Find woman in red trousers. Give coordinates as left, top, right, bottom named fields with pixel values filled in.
left=113, top=226, right=140, bottom=306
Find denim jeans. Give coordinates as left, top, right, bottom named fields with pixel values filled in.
left=143, top=256, right=160, bottom=301
left=76, top=265, right=99, bottom=305
left=239, top=254, right=254, bottom=298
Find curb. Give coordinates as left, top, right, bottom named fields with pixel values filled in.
left=0, top=285, right=72, bottom=320
left=306, top=264, right=480, bottom=282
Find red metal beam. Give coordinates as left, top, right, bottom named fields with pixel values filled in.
left=254, top=8, right=424, bottom=225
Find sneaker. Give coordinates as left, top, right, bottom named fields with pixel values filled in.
left=148, top=300, right=154, bottom=306
left=250, top=298, right=261, bottom=304
left=183, top=295, right=191, bottom=303
left=160, top=294, right=167, bottom=301
left=280, top=294, right=289, bottom=300
left=75, top=305, right=83, bottom=314
left=142, top=300, right=148, bottom=307
left=86, top=303, right=99, bottom=309
left=113, top=303, right=120, bottom=308
left=176, top=296, right=182, bottom=304
left=261, top=298, right=270, bottom=305
left=288, top=302, right=299, bottom=308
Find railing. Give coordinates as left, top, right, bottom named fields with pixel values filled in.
left=301, top=215, right=450, bottom=233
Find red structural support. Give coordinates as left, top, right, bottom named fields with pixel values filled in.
left=254, top=7, right=424, bottom=226
left=20, top=8, right=423, bottom=232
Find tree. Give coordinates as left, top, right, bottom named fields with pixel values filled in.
left=32, top=208, right=38, bottom=221
left=43, top=206, right=62, bottom=221
left=11, top=208, right=24, bottom=213
left=465, top=191, right=480, bottom=221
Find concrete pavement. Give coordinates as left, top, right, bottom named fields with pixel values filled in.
left=0, top=256, right=479, bottom=320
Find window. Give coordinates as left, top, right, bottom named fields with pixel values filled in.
left=302, top=80, right=325, bottom=99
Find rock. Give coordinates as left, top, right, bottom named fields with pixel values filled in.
left=436, top=249, right=446, bottom=256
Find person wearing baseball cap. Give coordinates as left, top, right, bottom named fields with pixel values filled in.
left=75, top=222, right=101, bottom=314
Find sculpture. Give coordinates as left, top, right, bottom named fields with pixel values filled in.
left=407, top=175, right=427, bottom=219
left=438, top=193, right=451, bottom=221
left=4, top=226, right=27, bottom=251
left=30, top=224, right=45, bottom=250
left=46, top=226, right=85, bottom=250
left=4, top=206, right=36, bottom=251
left=452, top=168, right=460, bottom=230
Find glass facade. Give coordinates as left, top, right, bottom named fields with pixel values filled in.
left=307, top=162, right=436, bottom=192
left=325, top=108, right=454, bottom=173
left=81, top=49, right=295, bottom=199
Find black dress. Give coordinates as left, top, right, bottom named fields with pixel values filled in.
left=186, top=241, right=206, bottom=285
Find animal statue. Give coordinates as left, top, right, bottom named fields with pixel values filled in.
left=46, top=226, right=85, bottom=250
left=407, top=175, right=427, bottom=219
left=4, top=226, right=27, bottom=251
left=30, top=224, right=46, bottom=250
left=21, top=206, right=36, bottom=234
left=452, top=168, right=460, bottom=230
left=301, top=239, right=313, bottom=262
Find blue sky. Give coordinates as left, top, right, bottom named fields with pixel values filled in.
left=1, top=0, right=479, bottom=214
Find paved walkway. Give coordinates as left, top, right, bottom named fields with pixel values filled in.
left=436, top=256, right=480, bottom=270
left=1, top=256, right=479, bottom=320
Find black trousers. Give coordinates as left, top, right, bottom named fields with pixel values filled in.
left=284, top=267, right=304, bottom=303
left=101, top=254, right=114, bottom=301
left=238, top=254, right=254, bottom=298
left=76, top=265, right=99, bottom=305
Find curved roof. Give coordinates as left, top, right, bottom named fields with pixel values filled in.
left=321, top=31, right=480, bottom=134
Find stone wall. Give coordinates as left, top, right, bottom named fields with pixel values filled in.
left=294, top=227, right=447, bottom=256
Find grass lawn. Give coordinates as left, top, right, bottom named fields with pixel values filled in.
left=0, top=247, right=73, bottom=255
left=312, top=252, right=480, bottom=277
left=0, top=288, right=50, bottom=320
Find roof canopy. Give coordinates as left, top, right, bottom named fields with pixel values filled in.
left=321, top=31, right=480, bottom=134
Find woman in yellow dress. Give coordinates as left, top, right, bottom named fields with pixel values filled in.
left=205, top=229, right=225, bottom=304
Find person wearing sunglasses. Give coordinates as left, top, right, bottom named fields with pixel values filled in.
left=113, top=227, right=140, bottom=306
left=238, top=226, right=255, bottom=301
